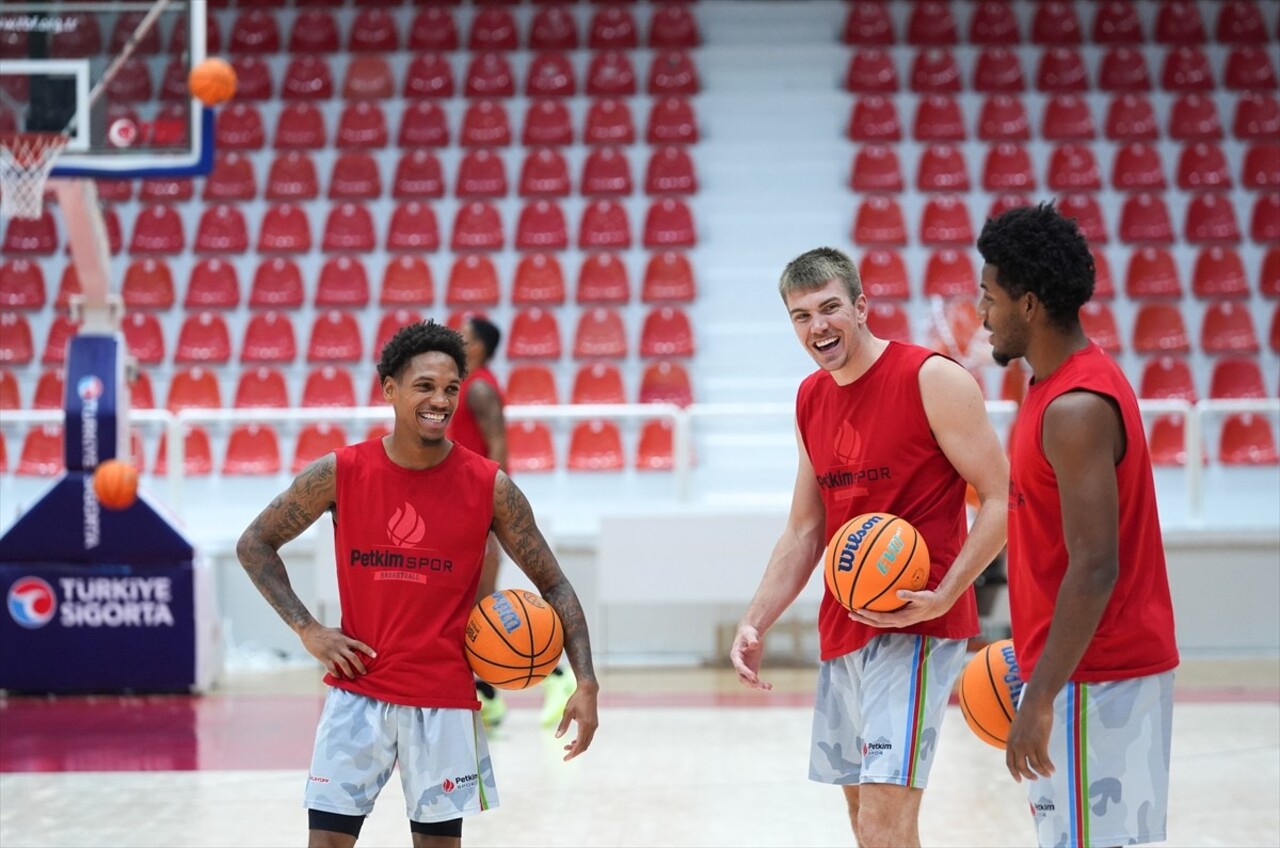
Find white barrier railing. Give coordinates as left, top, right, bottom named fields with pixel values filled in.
left=3, top=399, right=1277, bottom=524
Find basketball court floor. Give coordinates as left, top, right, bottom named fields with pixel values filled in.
left=1, top=660, right=1277, bottom=847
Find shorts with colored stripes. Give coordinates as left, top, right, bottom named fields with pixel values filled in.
left=304, top=687, right=499, bottom=824
left=1023, top=671, right=1174, bottom=848
left=809, top=633, right=968, bottom=789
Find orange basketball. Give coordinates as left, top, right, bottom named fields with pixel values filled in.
left=958, top=639, right=1023, bottom=749
left=188, top=58, right=237, bottom=106
left=465, top=589, right=563, bottom=690
left=92, top=459, right=138, bottom=510
left=824, top=512, right=930, bottom=612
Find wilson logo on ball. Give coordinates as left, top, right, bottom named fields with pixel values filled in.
left=836, top=514, right=885, bottom=572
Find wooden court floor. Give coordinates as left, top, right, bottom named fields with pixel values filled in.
left=2, top=662, right=1277, bottom=848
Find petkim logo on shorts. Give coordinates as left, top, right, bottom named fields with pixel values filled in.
left=7, top=577, right=57, bottom=629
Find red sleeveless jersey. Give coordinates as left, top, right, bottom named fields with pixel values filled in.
left=797, top=341, right=978, bottom=661
left=328, top=438, right=498, bottom=708
left=447, top=366, right=502, bottom=458
left=1008, top=343, right=1178, bottom=683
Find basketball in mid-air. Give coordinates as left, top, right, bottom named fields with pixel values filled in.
left=824, top=512, right=930, bottom=612
left=92, top=459, right=138, bottom=510
left=465, top=589, right=563, bottom=690
left=958, top=639, right=1023, bottom=749
left=188, top=57, right=237, bottom=106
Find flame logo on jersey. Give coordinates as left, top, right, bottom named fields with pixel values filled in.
left=441, top=777, right=455, bottom=793
left=387, top=502, right=426, bottom=546
left=832, top=420, right=863, bottom=465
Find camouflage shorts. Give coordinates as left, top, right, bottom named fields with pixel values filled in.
left=304, top=687, right=499, bottom=824
left=809, top=633, right=967, bottom=788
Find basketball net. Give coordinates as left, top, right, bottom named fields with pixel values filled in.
left=0, top=133, right=69, bottom=220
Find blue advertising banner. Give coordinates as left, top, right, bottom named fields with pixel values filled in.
left=62, top=335, right=125, bottom=472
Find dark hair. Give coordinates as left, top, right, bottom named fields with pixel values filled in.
left=466, top=316, right=502, bottom=362
left=976, top=202, right=1095, bottom=331
left=376, top=321, right=467, bottom=382
left=779, top=246, right=862, bottom=303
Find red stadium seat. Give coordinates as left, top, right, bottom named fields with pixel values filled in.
left=1148, top=414, right=1191, bottom=466
left=642, top=252, right=696, bottom=303
left=32, top=369, right=64, bottom=410
left=512, top=253, right=566, bottom=305
left=585, top=98, right=636, bottom=145
left=846, top=48, right=898, bottom=94
left=316, top=256, right=370, bottom=308
left=1219, top=414, right=1279, bottom=465
left=222, top=424, right=281, bottom=475
left=129, top=370, right=155, bottom=410
left=530, top=5, right=579, bottom=50
left=1185, top=193, right=1241, bottom=244
left=639, top=360, right=693, bottom=407
left=460, top=99, right=511, bottom=147
left=573, top=308, right=628, bottom=359
left=507, top=308, right=562, bottom=360
left=281, top=55, right=333, bottom=100
left=1178, top=143, right=1233, bottom=190
left=1099, top=46, right=1150, bottom=91
left=523, top=99, right=574, bottom=146
left=379, top=256, right=435, bottom=306
left=288, top=10, right=339, bottom=53
left=121, top=311, right=165, bottom=365
left=1163, top=46, right=1215, bottom=91
left=174, top=311, right=231, bottom=364
left=408, top=8, right=459, bottom=52
left=526, top=51, right=576, bottom=98
left=0, top=259, right=45, bottom=309
left=580, top=146, right=631, bottom=196
left=274, top=102, right=326, bottom=150
left=166, top=367, right=222, bottom=412
left=129, top=204, right=184, bottom=254
left=917, top=144, right=970, bottom=191
left=858, top=249, right=910, bottom=300
left=1156, top=0, right=1206, bottom=44
left=923, top=249, right=976, bottom=299
left=1217, top=0, right=1269, bottom=43
left=976, top=93, right=1028, bottom=142
left=519, top=147, right=571, bottom=197
left=1169, top=93, right=1223, bottom=141
left=1126, top=247, right=1183, bottom=298
left=1059, top=194, right=1108, bottom=243
left=40, top=315, right=78, bottom=366
left=17, top=425, right=64, bottom=476
left=342, top=56, right=394, bottom=100
left=1042, top=94, right=1095, bottom=141
left=308, top=311, right=364, bottom=363
left=1047, top=144, right=1101, bottom=191
left=393, top=150, right=445, bottom=200
left=463, top=52, right=515, bottom=99
left=229, top=9, right=279, bottom=54
left=329, top=151, right=382, bottom=200
left=851, top=145, right=903, bottom=192
left=1242, top=143, right=1280, bottom=189
left=506, top=364, right=559, bottom=406
left=1105, top=93, right=1159, bottom=141
left=640, top=306, right=694, bottom=357
left=186, top=258, right=240, bottom=309
left=105, top=58, right=154, bottom=102
left=644, top=198, right=695, bottom=248
left=848, top=95, right=901, bottom=142
left=293, top=423, right=347, bottom=472
left=469, top=7, right=518, bottom=51
left=1112, top=142, right=1167, bottom=191
left=445, top=255, right=500, bottom=307
left=335, top=101, right=388, bottom=149
left=974, top=47, right=1024, bottom=93
left=193, top=204, right=249, bottom=254
left=853, top=196, right=907, bottom=246
left=202, top=152, right=257, bottom=201
left=1201, top=302, right=1260, bottom=354
left=399, top=101, right=450, bottom=148
left=646, top=97, right=698, bottom=145
left=516, top=199, right=570, bottom=251
left=1037, top=48, right=1088, bottom=92
left=235, top=366, right=290, bottom=409
left=0, top=313, right=33, bottom=365
left=1234, top=93, right=1280, bottom=140
left=95, top=179, right=132, bottom=203
left=0, top=370, right=18, bottom=410
left=1192, top=247, right=1249, bottom=299
left=455, top=149, right=507, bottom=198
left=1139, top=356, right=1197, bottom=401
left=265, top=151, right=319, bottom=201
left=249, top=257, right=304, bottom=309
left=907, top=0, right=957, bottom=45
left=506, top=421, right=556, bottom=472
left=920, top=195, right=972, bottom=246
left=587, top=50, right=637, bottom=97
left=1224, top=46, right=1278, bottom=91
left=258, top=204, right=312, bottom=253
left=579, top=199, right=632, bottom=250
left=635, top=419, right=676, bottom=471
left=568, top=420, right=624, bottom=471
left=241, top=310, right=297, bottom=363
left=153, top=426, right=213, bottom=476
left=648, top=49, right=700, bottom=96
left=322, top=203, right=377, bottom=252
left=403, top=53, right=455, bottom=99
left=866, top=302, right=911, bottom=343
left=1132, top=303, right=1190, bottom=354
left=1079, top=301, right=1122, bottom=353
left=982, top=143, right=1034, bottom=191
left=1032, top=0, right=1083, bottom=44
left=576, top=253, right=630, bottom=304
left=1093, top=0, right=1144, bottom=44
left=572, top=362, right=626, bottom=405
left=53, top=266, right=81, bottom=311
left=911, top=93, right=963, bottom=141
left=911, top=49, right=962, bottom=94
left=451, top=202, right=504, bottom=251
left=1210, top=358, right=1266, bottom=399
left=842, top=0, right=894, bottom=45
left=2, top=211, right=58, bottom=257
left=1253, top=193, right=1280, bottom=243
left=649, top=3, right=700, bottom=48
left=50, top=13, right=101, bottom=57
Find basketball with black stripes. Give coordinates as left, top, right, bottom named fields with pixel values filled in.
left=958, top=639, right=1023, bottom=749
left=823, top=512, right=929, bottom=612
left=465, top=589, right=563, bottom=690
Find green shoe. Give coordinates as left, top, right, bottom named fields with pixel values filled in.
left=539, top=668, right=575, bottom=728
left=478, top=688, right=507, bottom=729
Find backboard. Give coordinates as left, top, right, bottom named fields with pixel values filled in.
left=0, top=0, right=212, bottom=179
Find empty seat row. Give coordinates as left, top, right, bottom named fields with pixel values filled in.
left=1, top=251, right=696, bottom=312
left=192, top=145, right=696, bottom=202
left=1079, top=300, right=1279, bottom=356
left=1, top=197, right=698, bottom=256
left=844, top=45, right=1278, bottom=96
left=212, top=96, right=699, bottom=150
left=850, top=192, right=1280, bottom=248
left=855, top=245, right=1280, bottom=301
left=848, top=91, right=1280, bottom=143
left=1138, top=355, right=1277, bottom=402
left=0, top=303, right=697, bottom=367
left=843, top=0, right=1276, bottom=48
left=851, top=141, right=1280, bottom=194
left=1148, top=412, right=1280, bottom=466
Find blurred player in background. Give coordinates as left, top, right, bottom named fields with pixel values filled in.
left=238, top=321, right=599, bottom=847
left=448, top=316, right=576, bottom=731
left=731, top=247, right=1009, bottom=847
left=977, top=203, right=1178, bottom=848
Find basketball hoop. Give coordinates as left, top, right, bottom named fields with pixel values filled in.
left=0, top=133, right=69, bottom=220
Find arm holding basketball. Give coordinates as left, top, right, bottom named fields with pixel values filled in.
left=850, top=356, right=1009, bottom=629
left=1006, top=393, right=1121, bottom=783
left=731, top=425, right=827, bottom=690
left=491, top=471, right=599, bottom=760
left=468, top=379, right=509, bottom=471
left=236, top=454, right=376, bottom=680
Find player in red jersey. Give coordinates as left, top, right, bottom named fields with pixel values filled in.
left=237, top=321, right=598, bottom=848
left=730, top=247, right=1009, bottom=847
left=978, top=204, right=1178, bottom=848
